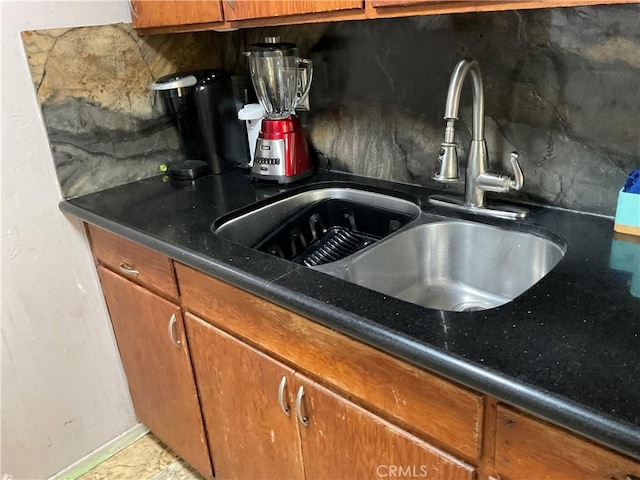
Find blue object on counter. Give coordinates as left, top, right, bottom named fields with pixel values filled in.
left=623, top=169, right=640, bottom=194
left=610, top=236, right=640, bottom=298
left=614, top=189, right=640, bottom=235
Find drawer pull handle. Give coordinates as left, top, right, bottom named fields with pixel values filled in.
left=118, top=261, right=139, bottom=277
left=129, top=0, right=140, bottom=20
left=278, top=376, right=290, bottom=416
left=168, top=313, right=181, bottom=348
left=295, top=385, right=309, bottom=426
left=128, top=0, right=139, bottom=19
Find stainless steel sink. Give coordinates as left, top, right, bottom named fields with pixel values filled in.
left=213, top=185, right=422, bottom=262
left=331, top=221, right=566, bottom=312
left=215, top=183, right=566, bottom=312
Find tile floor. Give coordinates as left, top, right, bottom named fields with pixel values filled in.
left=79, top=433, right=204, bottom=480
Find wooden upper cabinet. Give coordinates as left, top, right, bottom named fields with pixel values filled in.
left=222, top=0, right=363, bottom=22
left=128, top=0, right=638, bottom=33
left=129, top=0, right=224, bottom=29
left=371, top=0, right=640, bottom=9
left=371, top=0, right=439, bottom=6
left=495, top=405, right=640, bottom=480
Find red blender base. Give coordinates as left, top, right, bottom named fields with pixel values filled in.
left=251, top=115, right=315, bottom=184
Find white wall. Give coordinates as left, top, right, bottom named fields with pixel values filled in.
left=1, top=2, right=139, bottom=479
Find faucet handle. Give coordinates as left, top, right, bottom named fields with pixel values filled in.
left=508, top=151, right=524, bottom=191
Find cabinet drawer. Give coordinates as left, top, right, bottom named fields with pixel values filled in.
left=495, top=405, right=640, bottom=480
left=88, top=225, right=178, bottom=299
left=130, top=0, right=224, bottom=29
left=176, top=263, right=484, bottom=460
left=222, top=0, right=362, bottom=22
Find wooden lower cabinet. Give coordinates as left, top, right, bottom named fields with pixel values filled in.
left=185, top=313, right=304, bottom=480
left=98, top=267, right=213, bottom=479
left=175, top=263, right=483, bottom=461
left=88, top=224, right=179, bottom=300
left=184, top=312, right=474, bottom=480
left=495, top=405, right=640, bottom=480
left=89, top=231, right=640, bottom=478
left=296, top=374, right=474, bottom=480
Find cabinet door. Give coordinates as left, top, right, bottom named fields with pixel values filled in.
left=176, top=263, right=484, bottom=460
left=370, top=0, right=533, bottom=11
left=184, top=313, right=304, bottom=480
left=98, top=267, right=213, bottom=479
left=294, top=374, right=475, bottom=480
left=495, top=406, right=640, bottom=480
left=130, top=0, right=224, bottom=29
left=222, top=0, right=362, bottom=22
left=370, top=0, right=439, bottom=6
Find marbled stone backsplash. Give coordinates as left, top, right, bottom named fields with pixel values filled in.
left=22, top=24, right=325, bottom=198
left=306, top=6, right=640, bottom=215
left=24, top=5, right=639, bottom=215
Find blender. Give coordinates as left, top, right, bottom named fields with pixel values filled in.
left=246, top=37, right=314, bottom=183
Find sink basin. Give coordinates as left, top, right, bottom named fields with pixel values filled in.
left=215, top=182, right=566, bottom=311
left=214, top=185, right=421, bottom=265
left=340, top=221, right=566, bottom=311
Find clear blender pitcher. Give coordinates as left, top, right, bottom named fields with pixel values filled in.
left=246, top=37, right=313, bottom=120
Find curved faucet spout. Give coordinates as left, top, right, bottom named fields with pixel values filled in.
left=431, top=58, right=525, bottom=215
left=443, top=58, right=485, bottom=141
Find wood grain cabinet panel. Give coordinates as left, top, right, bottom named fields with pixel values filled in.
left=183, top=310, right=474, bottom=480
left=222, top=0, right=363, bottom=22
left=495, top=405, right=640, bottom=480
left=295, top=374, right=475, bottom=480
left=88, top=225, right=178, bottom=299
left=185, top=313, right=305, bottom=480
left=130, top=0, right=223, bottom=29
left=371, top=0, right=442, bottom=6
left=98, top=267, right=213, bottom=480
left=175, top=263, right=483, bottom=460
left=128, top=0, right=638, bottom=33
left=370, top=0, right=638, bottom=9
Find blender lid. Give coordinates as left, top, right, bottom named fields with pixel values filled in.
left=249, top=36, right=297, bottom=56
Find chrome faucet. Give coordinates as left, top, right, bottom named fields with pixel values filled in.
left=430, top=58, right=527, bottom=219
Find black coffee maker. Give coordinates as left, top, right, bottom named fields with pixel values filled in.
left=151, top=69, right=249, bottom=179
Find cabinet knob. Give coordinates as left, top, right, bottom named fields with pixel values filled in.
left=295, top=385, right=309, bottom=426
left=168, top=313, right=181, bottom=348
left=278, top=376, right=290, bottom=416
left=626, top=476, right=640, bottom=480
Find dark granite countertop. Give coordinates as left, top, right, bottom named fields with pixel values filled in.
left=61, top=168, right=640, bottom=461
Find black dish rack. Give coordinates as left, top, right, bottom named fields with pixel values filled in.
left=254, top=198, right=414, bottom=266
